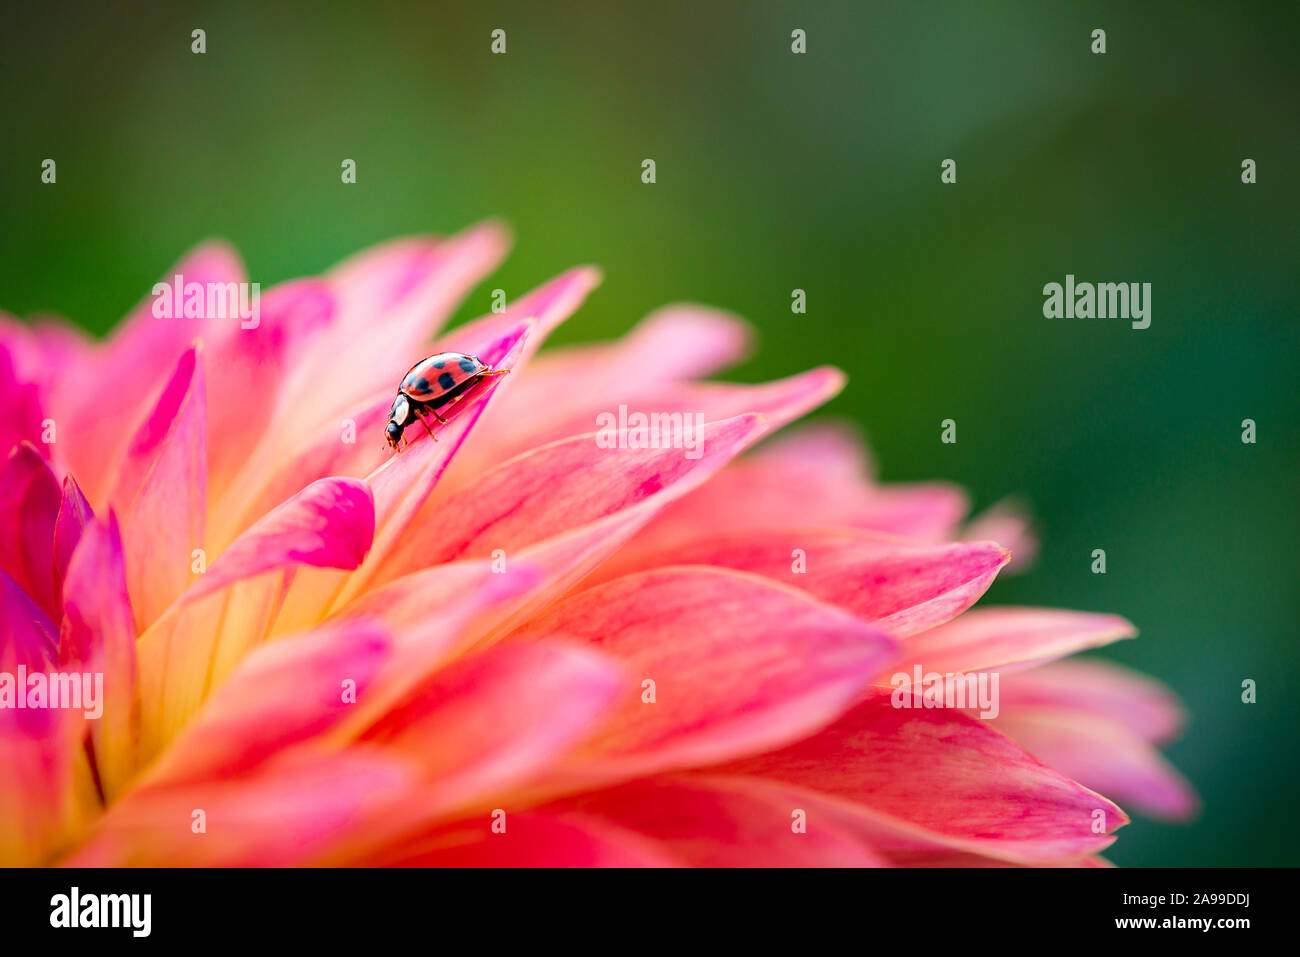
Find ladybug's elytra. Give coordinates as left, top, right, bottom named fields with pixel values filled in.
left=384, top=351, right=509, bottom=449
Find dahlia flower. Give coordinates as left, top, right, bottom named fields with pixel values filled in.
left=0, top=222, right=1195, bottom=866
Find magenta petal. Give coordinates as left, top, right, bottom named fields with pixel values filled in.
left=0, top=342, right=45, bottom=458
left=181, top=477, right=375, bottom=606
left=51, top=475, right=94, bottom=617
left=58, top=513, right=138, bottom=798
left=0, top=442, right=62, bottom=619
left=0, top=570, right=58, bottom=670
left=108, top=345, right=206, bottom=629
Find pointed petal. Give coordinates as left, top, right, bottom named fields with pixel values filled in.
left=595, top=528, right=1010, bottom=638
left=753, top=421, right=876, bottom=481
left=51, top=475, right=93, bottom=618
left=478, top=367, right=845, bottom=469
left=0, top=569, right=58, bottom=669
left=180, top=477, right=374, bottom=606
left=0, top=442, right=61, bottom=619
left=56, top=242, right=242, bottom=501
left=108, top=346, right=206, bottom=629
left=964, top=498, right=1039, bottom=572
left=993, top=708, right=1199, bottom=821
left=512, top=566, right=898, bottom=776
left=57, top=514, right=138, bottom=799
left=626, top=461, right=966, bottom=559
left=994, top=658, right=1186, bottom=744
left=892, top=607, right=1136, bottom=678
left=372, top=414, right=768, bottom=591
left=284, top=221, right=510, bottom=423
left=203, top=279, right=336, bottom=499
left=719, top=691, right=1128, bottom=864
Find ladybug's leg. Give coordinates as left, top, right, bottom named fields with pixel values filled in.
left=413, top=407, right=440, bottom=442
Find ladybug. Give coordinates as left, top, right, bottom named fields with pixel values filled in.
left=384, top=352, right=509, bottom=449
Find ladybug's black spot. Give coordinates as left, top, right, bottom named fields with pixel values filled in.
left=432, top=358, right=446, bottom=369
left=459, top=357, right=477, bottom=374
left=437, top=372, right=456, bottom=390
left=415, top=377, right=431, bottom=393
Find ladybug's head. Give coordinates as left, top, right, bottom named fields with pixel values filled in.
left=384, top=421, right=403, bottom=448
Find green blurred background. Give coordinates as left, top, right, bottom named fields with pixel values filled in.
left=2, top=1, right=1296, bottom=865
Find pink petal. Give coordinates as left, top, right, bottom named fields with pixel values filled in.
left=719, top=691, right=1128, bottom=864
left=437, top=265, right=601, bottom=363
left=557, top=776, right=888, bottom=866
left=179, top=477, right=375, bottom=607
left=477, top=368, right=845, bottom=468
left=258, top=319, right=531, bottom=628
left=108, top=345, right=207, bottom=629
left=133, top=478, right=374, bottom=759
left=753, top=421, right=876, bottom=482
left=339, top=319, right=532, bottom=597
left=57, top=514, right=138, bottom=799
left=446, top=302, right=753, bottom=479
left=330, top=559, right=543, bottom=668
left=512, top=566, right=898, bottom=776
left=202, top=279, right=336, bottom=500
left=67, top=750, right=418, bottom=866
left=370, top=413, right=768, bottom=590
left=356, top=640, right=622, bottom=821
left=0, top=341, right=45, bottom=458
left=0, top=569, right=58, bottom=669
left=0, top=703, right=87, bottom=865
left=282, top=221, right=510, bottom=426
left=50, top=474, right=94, bottom=617
left=214, top=268, right=570, bottom=547
left=138, top=619, right=391, bottom=787
left=366, top=811, right=678, bottom=867
left=992, top=707, right=1199, bottom=821
left=626, top=462, right=967, bottom=559
left=993, top=658, right=1186, bottom=744
left=892, top=607, right=1136, bottom=679
left=55, top=242, right=242, bottom=502
left=594, top=528, right=1010, bottom=638
left=0, top=442, right=61, bottom=619
left=964, top=498, right=1039, bottom=572
left=326, top=226, right=507, bottom=334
